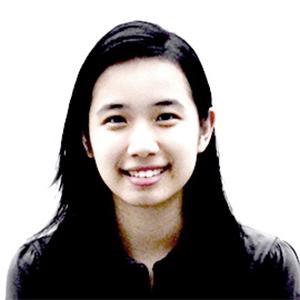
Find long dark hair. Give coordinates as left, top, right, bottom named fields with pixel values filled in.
left=38, top=20, right=216, bottom=231
left=29, top=20, right=250, bottom=299
left=38, top=19, right=245, bottom=249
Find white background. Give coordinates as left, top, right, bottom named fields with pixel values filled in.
left=1, top=0, right=299, bottom=297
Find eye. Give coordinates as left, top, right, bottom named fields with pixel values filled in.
left=156, top=113, right=179, bottom=122
left=103, top=115, right=126, bottom=124
left=102, top=115, right=127, bottom=129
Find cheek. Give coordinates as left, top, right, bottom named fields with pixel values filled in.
left=173, top=143, right=198, bottom=176
left=169, top=122, right=200, bottom=155
left=92, top=147, right=121, bottom=193
left=89, top=132, right=123, bottom=178
left=169, top=123, right=199, bottom=175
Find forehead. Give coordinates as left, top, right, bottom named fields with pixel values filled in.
left=92, top=57, right=192, bottom=101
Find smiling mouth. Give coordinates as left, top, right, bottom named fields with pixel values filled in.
left=121, top=165, right=170, bottom=178
left=129, top=168, right=164, bottom=178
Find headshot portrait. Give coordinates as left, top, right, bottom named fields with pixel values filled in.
left=1, top=1, right=300, bottom=299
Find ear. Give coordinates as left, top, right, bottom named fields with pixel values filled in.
left=82, top=134, right=94, bottom=158
left=198, top=108, right=215, bottom=153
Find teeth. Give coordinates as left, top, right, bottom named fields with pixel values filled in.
left=129, top=168, right=164, bottom=178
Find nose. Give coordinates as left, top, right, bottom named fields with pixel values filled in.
left=127, top=122, right=159, bottom=158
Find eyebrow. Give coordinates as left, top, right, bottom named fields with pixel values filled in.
left=96, top=103, right=127, bottom=115
left=153, top=100, right=184, bottom=109
left=96, top=99, right=184, bottom=115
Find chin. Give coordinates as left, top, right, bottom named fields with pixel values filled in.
left=125, top=198, right=164, bottom=207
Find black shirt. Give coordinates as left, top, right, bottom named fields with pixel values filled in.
left=6, top=225, right=300, bottom=299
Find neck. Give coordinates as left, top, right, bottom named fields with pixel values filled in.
left=113, top=191, right=183, bottom=269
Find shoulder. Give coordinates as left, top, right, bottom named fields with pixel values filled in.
left=242, top=225, right=299, bottom=266
left=241, top=225, right=300, bottom=299
left=12, top=234, right=51, bottom=270
left=6, top=234, right=52, bottom=300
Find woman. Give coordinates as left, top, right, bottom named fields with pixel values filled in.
left=7, top=20, right=300, bottom=299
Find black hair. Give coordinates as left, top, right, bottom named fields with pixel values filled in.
left=40, top=20, right=213, bottom=229
left=38, top=18, right=245, bottom=251
left=28, top=20, right=250, bottom=298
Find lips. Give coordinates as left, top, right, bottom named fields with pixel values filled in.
left=121, top=165, right=170, bottom=186
left=128, top=168, right=164, bottom=178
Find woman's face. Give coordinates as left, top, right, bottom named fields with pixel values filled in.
left=87, top=58, right=209, bottom=207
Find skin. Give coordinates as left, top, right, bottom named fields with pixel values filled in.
left=83, top=57, right=215, bottom=283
